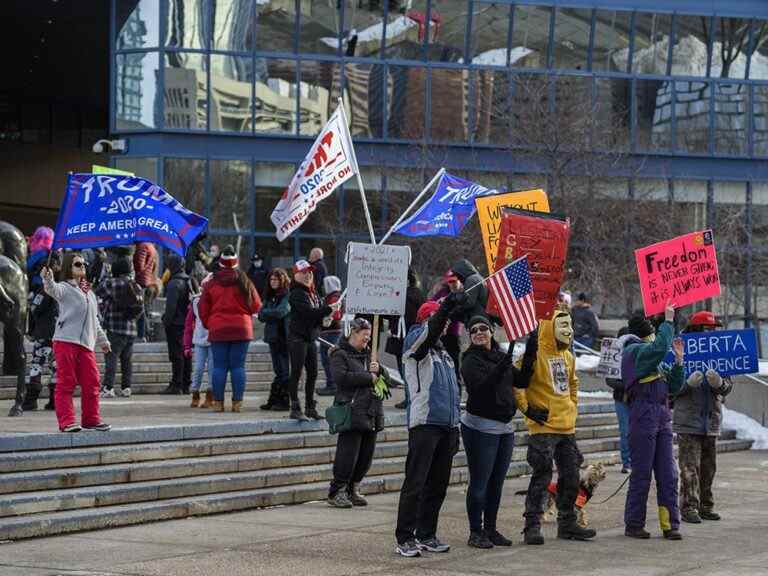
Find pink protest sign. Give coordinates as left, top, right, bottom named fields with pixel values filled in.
left=635, top=230, right=720, bottom=316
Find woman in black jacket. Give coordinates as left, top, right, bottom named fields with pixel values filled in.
left=460, top=315, right=536, bottom=549
left=327, top=317, right=389, bottom=508
left=286, top=259, right=337, bottom=421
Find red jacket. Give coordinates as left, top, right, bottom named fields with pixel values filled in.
left=198, top=270, right=262, bottom=342
left=133, top=242, right=159, bottom=289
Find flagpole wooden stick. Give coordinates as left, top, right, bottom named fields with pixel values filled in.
left=378, top=167, right=446, bottom=246
left=338, top=98, right=376, bottom=245
left=372, top=314, right=380, bottom=362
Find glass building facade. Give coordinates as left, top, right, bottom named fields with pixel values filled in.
left=111, top=0, right=768, bottom=325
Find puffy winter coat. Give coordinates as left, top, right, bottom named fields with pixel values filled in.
left=133, top=242, right=159, bottom=289
left=403, top=300, right=460, bottom=429
left=287, top=281, right=331, bottom=342
left=514, top=312, right=579, bottom=434
left=198, top=270, right=262, bottom=342
left=183, top=296, right=209, bottom=353
left=621, top=322, right=684, bottom=404
left=673, top=372, right=733, bottom=436
left=259, top=291, right=290, bottom=345
left=163, top=255, right=191, bottom=328
left=329, top=339, right=388, bottom=432
left=461, top=341, right=532, bottom=424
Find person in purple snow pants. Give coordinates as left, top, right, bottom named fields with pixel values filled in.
left=620, top=302, right=685, bottom=541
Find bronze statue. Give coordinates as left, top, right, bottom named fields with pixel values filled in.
left=0, top=254, right=28, bottom=416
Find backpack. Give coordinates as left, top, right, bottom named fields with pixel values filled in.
left=120, top=279, right=145, bottom=321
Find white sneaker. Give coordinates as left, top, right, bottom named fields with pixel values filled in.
left=100, top=388, right=116, bottom=398
left=120, top=388, right=132, bottom=398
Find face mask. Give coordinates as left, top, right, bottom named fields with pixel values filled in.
left=253, top=259, right=263, bottom=268
left=643, top=333, right=656, bottom=343
left=553, top=314, right=573, bottom=346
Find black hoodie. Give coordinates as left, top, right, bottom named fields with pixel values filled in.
left=163, top=254, right=190, bottom=327
left=450, top=259, right=488, bottom=325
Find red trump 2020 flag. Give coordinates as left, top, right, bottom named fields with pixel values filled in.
left=487, top=255, right=538, bottom=341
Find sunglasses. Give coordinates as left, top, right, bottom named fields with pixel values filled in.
left=72, top=262, right=85, bottom=269
left=470, top=325, right=490, bottom=335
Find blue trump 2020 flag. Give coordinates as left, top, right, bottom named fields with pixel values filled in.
left=53, top=173, right=208, bottom=256
left=394, top=172, right=499, bottom=237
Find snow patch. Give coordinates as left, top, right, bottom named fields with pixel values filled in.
left=722, top=407, right=768, bottom=450
left=575, top=354, right=601, bottom=372
left=321, top=15, right=417, bottom=49
left=578, top=390, right=613, bottom=400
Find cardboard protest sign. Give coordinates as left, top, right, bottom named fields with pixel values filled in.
left=345, top=242, right=409, bottom=316
left=92, top=165, right=134, bottom=176
left=475, top=189, right=550, bottom=274
left=493, top=208, right=570, bottom=320
left=596, top=337, right=623, bottom=379
left=660, top=329, right=758, bottom=377
left=635, top=230, right=720, bottom=316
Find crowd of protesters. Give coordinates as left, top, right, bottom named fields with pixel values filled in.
left=8, top=228, right=733, bottom=557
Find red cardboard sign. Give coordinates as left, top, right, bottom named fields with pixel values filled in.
left=493, top=209, right=571, bottom=321
left=635, top=230, right=720, bottom=316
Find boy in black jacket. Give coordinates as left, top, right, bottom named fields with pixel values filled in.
left=286, top=259, right=338, bottom=421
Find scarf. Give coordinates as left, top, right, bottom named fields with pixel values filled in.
left=79, top=278, right=91, bottom=294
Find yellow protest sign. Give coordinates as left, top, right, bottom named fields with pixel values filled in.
left=92, top=165, right=134, bottom=176
left=475, top=189, right=550, bottom=273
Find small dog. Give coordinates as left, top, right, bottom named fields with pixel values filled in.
left=542, top=462, right=607, bottom=528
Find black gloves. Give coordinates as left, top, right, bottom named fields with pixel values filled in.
left=523, top=328, right=538, bottom=359
left=442, top=290, right=467, bottom=309
left=525, top=405, right=549, bottom=424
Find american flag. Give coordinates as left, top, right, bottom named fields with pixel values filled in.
left=488, top=256, right=538, bottom=341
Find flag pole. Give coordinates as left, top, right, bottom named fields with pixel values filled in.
left=464, top=255, right=528, bottom=294
left=338, top=98, right=376, bottom=245
left=378, top=167, right=446, bottom=246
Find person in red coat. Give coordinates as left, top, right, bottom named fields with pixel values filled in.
left=133, top=242, right=161, bottom=340
left=198, top=246, right=261, bottom=412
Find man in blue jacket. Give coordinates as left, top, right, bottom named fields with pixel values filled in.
left=395, top=294, right=463, bottom=558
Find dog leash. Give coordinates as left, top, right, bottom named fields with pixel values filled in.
left=594, top=474, right=631, bottom=505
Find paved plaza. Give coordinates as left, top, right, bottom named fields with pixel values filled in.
left=0, top=449, right=766, bottom=576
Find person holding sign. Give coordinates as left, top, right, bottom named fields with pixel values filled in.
left=327, top=317, right=390, bottom=509
left=514, top=308, right=596, bottom=545
left=674, top=311, right=733, bottom=525
left=621, top=303, right=685, bottom=540
left=286, top=260, right=339, bottom=421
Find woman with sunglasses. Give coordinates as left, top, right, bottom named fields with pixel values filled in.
left=41, top=253, right=112, bottom=432
left=459, top=315, right=537, bottom=548
left=327, top=317, right=389, bottom=508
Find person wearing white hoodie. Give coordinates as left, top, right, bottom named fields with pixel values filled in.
left=184, top=278, right=213, bottom=408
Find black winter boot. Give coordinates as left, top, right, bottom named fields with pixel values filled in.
left=44, top=384, right=55, bottom=410
left=305, top=400, right=323, bottom=420
left=21, top=376, right=42, bottom=411
left=557, top=522, right=597, bottom=541
left=523, top=525, right=544, bottom=545
left=290, top=401, right=310, bottom=422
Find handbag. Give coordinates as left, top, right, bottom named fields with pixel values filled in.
left=325, top=402, right=353, bottom=434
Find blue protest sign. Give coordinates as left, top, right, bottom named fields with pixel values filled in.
left=394, top=172, right=498, bottom=237
left=53, top=173, right=208, bottom=256
left=661, top=329, right=758, bottom=377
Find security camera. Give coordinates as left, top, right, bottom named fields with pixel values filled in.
left=92, top=139, right=128, bottom=153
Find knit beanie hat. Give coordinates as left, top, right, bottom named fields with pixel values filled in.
left=219, top=245, right=238, bottom=269
left=627, top=314, right=654, bottom=338
left=467, top=315, right=492, bottom=331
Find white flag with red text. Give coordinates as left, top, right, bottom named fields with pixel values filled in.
left=271, top=106, right=357, bottom=241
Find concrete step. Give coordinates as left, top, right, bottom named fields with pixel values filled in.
left=0, top=435, right=624, bottom=518
left=0, top=421, right=624, bottom=495
left=0, top=439, right=752, bottom=542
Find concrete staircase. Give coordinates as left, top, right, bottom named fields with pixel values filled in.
left=0, top=402, right=752, bottom=541
left=0, top=342, right=310, bottom=399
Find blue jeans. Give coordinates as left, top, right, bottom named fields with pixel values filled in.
left=615, top=400, right=631, bottom=468
left=319, top=330, right=341, bottom=389
left=191, top=345, right=213, bottom=392
left=211, top=341, right=249, bottom=401
left=460, top=423, right=515, bottom=533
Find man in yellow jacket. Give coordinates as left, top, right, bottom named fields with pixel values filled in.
left=515, top=309, right=597, bottom=545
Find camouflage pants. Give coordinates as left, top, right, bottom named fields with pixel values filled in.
left=28, top=338, right=56, bottom=383
left=678, top=433, right=717, bottom=514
